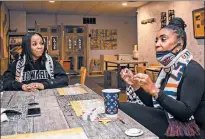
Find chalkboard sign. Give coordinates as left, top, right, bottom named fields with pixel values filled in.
left=51, top=36, right=58, bottom=50
left=42, top=36, right=48, bottom=48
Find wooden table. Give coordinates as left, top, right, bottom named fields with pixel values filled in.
left=1, top=86, right=158, bottom=139
left=104, top=60, right=148, bottom=88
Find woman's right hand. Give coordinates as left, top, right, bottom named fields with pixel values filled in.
left=22, top=84, right=31, bottom=92
left=120, top=68, right=134, bottom=85
left=22, top=84, right=38, bottom=92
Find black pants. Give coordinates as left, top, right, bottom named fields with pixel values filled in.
left=119, top=102, right=204, bottom=139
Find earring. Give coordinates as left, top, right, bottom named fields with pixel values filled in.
left=176, top=49, right=180, bottom=52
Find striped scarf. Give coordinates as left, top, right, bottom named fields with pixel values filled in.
left=154, top=49, right=200, bottom=137
left=15, top=54, right=54, bottom=82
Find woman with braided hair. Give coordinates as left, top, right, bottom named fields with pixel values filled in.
left=120, top=17, right=205, bottom=139
left=3, top=32, right=68, bottom=91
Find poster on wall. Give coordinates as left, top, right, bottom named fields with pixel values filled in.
left=51, top=36, right=58, bottom=50
left=42, top=36, right=48, bottom=49
left=9, top=37, right=23, bottom=63
left=161, top=12, right=167, bottom=28
left=90, top=29, right=117, bottom=50
left=192, top=8, right=205, bottom=39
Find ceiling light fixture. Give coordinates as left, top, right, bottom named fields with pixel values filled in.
left=49, top=1, right=55, bottom=3
left=122, top=2, right=127, bottom=6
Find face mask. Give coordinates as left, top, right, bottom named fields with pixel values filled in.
left=156, top=42, right=181, bottom=66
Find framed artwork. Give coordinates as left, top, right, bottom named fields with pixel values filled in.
left=51, top=36, right=58, bottom=50
left=90, top=29, right=117, bottom=50
left=168, top=10, right=175, bottom=22
left=42, top=36, right=48, bottom=48
left=161, top=12, right=167, bottom=28
left=192, top=8, right=205, bottom=39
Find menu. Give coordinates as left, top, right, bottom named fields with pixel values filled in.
left=57, top=86, right=88, bottom=96
left=1, top=128, right=88, bottom=139
left=70, top=99, right=104, bottom=116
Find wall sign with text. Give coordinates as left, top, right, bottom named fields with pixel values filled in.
left=42, top=36, right=48, bottom=49
left=51, top=36, right=58, bottom=50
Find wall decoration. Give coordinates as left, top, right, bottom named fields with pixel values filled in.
left=141, top=18, right=155, bottom=24
left=192, top=8, right=204, bottom=39
left=168, top=10, right=175, bottom=22
left=42, top=36, right=48, bottom=49
left=8, top=36, right=23, bottom=63
left=161, top=12, right=167, bottom=28
left=141, top=20, right=147, bottom=24
left=51, top=36, right=58, bottom=50
left=90, top=29, right=117, bottom=50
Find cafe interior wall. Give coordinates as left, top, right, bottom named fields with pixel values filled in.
left=137, top=1, right=204, bottom=68
left=26, top=14, right=137, bottom=64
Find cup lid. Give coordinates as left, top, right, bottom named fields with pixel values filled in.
left=102, top=89, right=120, bottom=93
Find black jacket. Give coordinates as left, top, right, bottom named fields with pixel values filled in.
left=136, top=60, right=205, bottom=131
left=3, top=58, right=68, bottom=90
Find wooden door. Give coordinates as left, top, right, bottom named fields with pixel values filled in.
left=63, top=26, right=87, bottom=71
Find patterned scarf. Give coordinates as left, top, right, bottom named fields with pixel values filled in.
left=15, top=53, right=54, bottom=82
left=154, top=49, right=200, bottom=137
left=126, top=85, right=145, bottom=105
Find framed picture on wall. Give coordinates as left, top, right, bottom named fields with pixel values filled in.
left=192, top=8, right=205, bottom=39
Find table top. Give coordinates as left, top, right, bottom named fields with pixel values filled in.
left=105, top=60, right=148, bottom=65
left=1, top=86, right=158, bottom=139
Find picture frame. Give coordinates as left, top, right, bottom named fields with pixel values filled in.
left=161, top=12, right=167, bottom=28
left=192, top=8, right=205, bottom=39
left=168, top=10, right=175, bottom=22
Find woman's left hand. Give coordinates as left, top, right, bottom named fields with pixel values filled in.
left=133, top=73, right=159, bottom=97
left=28, top=83, right=45, bottom=90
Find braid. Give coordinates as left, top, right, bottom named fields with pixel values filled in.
left=164, top=17, right=187, bottom=49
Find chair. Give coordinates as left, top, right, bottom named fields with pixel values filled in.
left=149, top=63, right=161, bottom=67
left=80, top=67, right=87, bottom=85
left=134, top=65, right=146, bottom=74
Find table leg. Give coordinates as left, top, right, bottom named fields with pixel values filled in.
left=68, top=75, right=71, bottom=85
left=117, top=64, right=121, bottom=88
left=127, top=64, right=130, bottom=69
left=105, top=62, right=108, bottom=70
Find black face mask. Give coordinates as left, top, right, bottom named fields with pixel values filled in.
left=156, top=42, right=181, bottom=66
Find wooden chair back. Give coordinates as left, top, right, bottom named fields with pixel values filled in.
left=135, top=65, right=146, bottom=74
left=80, top=67, right=87, bottom=85
left=149, top=63, right=161, bottom=67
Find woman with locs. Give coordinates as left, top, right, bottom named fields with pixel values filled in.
left=120, top=17, right=205, bottom=139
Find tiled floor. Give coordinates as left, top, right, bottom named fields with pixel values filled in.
left=70, top=75, right=128, bottom=102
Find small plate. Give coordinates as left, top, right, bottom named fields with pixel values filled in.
left=125, top=128, right=144, bottom=137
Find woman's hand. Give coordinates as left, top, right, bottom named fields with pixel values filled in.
left=120, top=68, right=134, bottom=85
left=133, top=73, right=159, bottom=97
left=22, top=84, right=31, bottom=92
left=22, top=83, right=45, bottom=92
left=28, top=83, right=44, bottom=90
left=120, top=68, right=140, bottom=88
